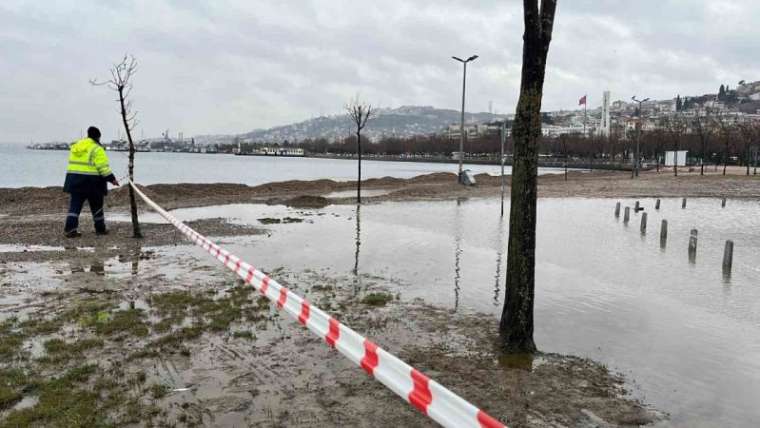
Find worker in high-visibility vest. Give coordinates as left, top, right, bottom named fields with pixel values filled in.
left=63, top=126, right=120, bottom=237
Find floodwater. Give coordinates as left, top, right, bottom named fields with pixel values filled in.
left=124, top=197, right=760, bottom=426
left=0, top=143, right=567, bottom=188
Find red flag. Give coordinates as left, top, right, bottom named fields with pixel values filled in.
left=579, top=95, right=587, bottom=106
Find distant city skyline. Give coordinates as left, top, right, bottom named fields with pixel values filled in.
left=2, top=0, right=760, bottom=142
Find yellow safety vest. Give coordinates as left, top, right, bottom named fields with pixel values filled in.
left=66, top=138, right=113, bottom=177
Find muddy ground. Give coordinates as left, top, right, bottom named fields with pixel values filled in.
left=4, top=170, right=752, bottom=426
left=0, top=248, right=662, bottom=427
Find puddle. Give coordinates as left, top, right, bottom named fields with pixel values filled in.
left=324, top=189, right=390, bottom=199
left=0, top=244, right=65, bottom=253
left=13, top=395, right=39, bottom=410
left=142, top=197, right=760, bottom=427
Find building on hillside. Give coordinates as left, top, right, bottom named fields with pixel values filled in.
left=446, top=122, right=502, bottom=139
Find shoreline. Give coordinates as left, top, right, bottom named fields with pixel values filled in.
left=2, top=168, right=759, bottom=217
left=21, top=145, right=627, bottom=170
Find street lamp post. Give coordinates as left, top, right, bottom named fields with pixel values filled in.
left=631, top=96, right=650, bottom=178
left=452, top=55, right=478, bottom=183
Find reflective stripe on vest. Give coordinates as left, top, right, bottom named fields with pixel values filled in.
left=66, top=138, right=113, bottom=177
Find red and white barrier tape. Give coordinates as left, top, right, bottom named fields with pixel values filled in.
left=129, top=181, right=505, bottom=428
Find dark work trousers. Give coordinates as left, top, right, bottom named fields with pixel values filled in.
left=64, top=192, right=106, bottom=233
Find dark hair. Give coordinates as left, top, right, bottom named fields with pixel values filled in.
left=87, top=126, right=101, bottom=141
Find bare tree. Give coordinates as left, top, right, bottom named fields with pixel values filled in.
left=738, top=119, right=757, bottom=176
left=500, top=0, right=558, bottom=354
left=91, top=55, right=142, bottom=238
left=663, top=114, right=686, bottom=176
left=693, top=108, right=712, bottom=175
left=345, top=97, right=374, bottom=203
left=714, top=113, right=734, bottom=176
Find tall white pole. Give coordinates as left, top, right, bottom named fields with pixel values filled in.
left=458, top=62, right=467, bottom=182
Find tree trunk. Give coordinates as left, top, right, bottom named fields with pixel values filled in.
left=119, top=87, right=142, bottom=238
left=723, top=142, right=728, bottom=176
left=500, top=0, right=556, bottom=354
left=655, top=148, right=660, bottom=173
left=747, top=144, right=751, bottom=176
left=700, top=138, right=705, bottom=176
left=563, top=140, right=567, bottom=181
left=674, top=149, right=678, bottom=177
left=357, top=130, right=362, bottom=204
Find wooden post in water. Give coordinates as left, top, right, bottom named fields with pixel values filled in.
left=721, top=198, right=726, bottom=208
left=623, top=207, right=630, bottom=224
left=655, top=199, right=660, bottom=210
left=614, top=202, right=621, bottom=217
left=660, top=219, right=668, bottom=247
left=682, top=198, right=687, bottom=209
left=688, top=229, right=698, bottom=262
left=640, top=212, right=647, bottom=234
left=634, top=201, right=640, bottom=212
left=723, top=240, right=734, bottom=275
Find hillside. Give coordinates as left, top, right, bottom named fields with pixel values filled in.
left=238, top=106, right=508, bottom=143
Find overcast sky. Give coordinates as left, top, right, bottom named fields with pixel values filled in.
left=2, top=0, right=759, bottom=142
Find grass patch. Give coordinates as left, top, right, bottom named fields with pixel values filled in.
left=91, top=309, right=150, bottom=337
left=153, top=315, right=183, bottom=333
left=0, top=365, right=103, bottom=428
left=0, top=318, right=17, bottom=333
left=151, top=326, right=204, bottom=350
left=151, top=291, right=206, bottom=315
left=192, top=287, right=258, bottom=331
left=361, top=292, right=394, bottom=307
left=148, top=383, right=171, bottom=400
left=62, top=298, right=116, bottom=325
left=126, top=348, right=161, bottom=361
left=0, top=318, right=23, bottom=359
left=39, top=338, right=104, bottom=365
left=19, top=317, right=63, bottom=336
left=0, top=368, right=30, bottom=409
left=232, top=331, right=255, bottom=340
left=0, top=386, right=21, bottom=410
left=0, top=332, right=24, bottom=359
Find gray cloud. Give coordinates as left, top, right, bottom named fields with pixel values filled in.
left=1, top=0, right=759, bottom=142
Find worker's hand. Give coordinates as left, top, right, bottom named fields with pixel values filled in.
left=111, top=178, right=120, bottom=187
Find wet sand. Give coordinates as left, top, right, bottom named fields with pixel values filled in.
left=0, top=251, right=661, bottom=427
left=4, top=169, right=758, bottom=426
left=2, top=168, right=759, bottom=218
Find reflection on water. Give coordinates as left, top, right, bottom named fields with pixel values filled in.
left=67, top=248, right=104, bottom=276
left=352, top=204, right=361, bottom=295
left=161, top=197, right=760, bottom=426
left=493, top=217, right=506, bottom=308
left=353, top=204, right=361, bottom=276
left=453, top=199, right=464, bottom=311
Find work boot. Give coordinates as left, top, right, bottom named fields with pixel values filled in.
left=95, top=230, right=110, bottom=236
left=65, top=230, right=82, bottom=238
